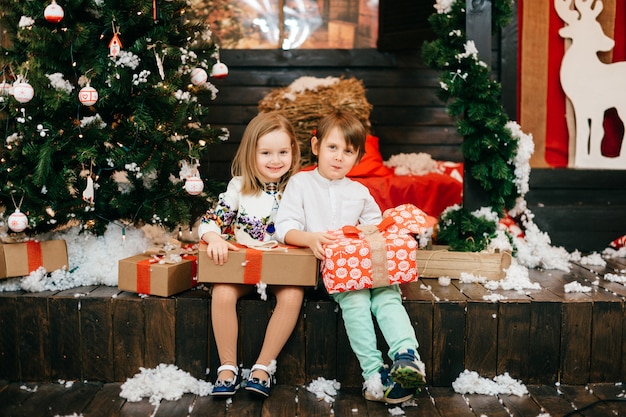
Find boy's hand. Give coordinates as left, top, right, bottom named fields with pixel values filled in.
left=306, top=232, right=336, bottom=259
left=202, top=232, right=239, bottom=265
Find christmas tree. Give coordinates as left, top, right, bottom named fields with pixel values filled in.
left=0, top=0, right=227, bottom=236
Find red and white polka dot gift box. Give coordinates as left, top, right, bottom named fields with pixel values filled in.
left=322, top=217, right=419, bottom=294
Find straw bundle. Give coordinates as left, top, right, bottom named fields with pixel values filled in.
left=258, top=76, right=373, bottom=166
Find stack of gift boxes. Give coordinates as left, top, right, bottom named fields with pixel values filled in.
left=4, top=205, right=483, bottom=297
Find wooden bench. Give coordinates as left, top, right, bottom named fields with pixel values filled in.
left=1, top=257, right=625, bottom=388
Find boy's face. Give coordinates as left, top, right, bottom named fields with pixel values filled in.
left=311, top=127, right=359, bottom=181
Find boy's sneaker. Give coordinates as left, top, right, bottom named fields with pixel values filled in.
left=363, top=366, right=416, bottom=405
left=390, top=349, right=427, bottom=389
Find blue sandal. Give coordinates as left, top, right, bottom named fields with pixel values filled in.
left=245, top=363, right=274, bottom=398
left=211, top=364, right=240, bottom=397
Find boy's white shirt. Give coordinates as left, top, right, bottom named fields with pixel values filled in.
left=275, top=168, right=382, bottom=243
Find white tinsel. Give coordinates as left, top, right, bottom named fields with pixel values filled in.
left=384, top=152, right=438, bottom=176
left=46, top=73, right=75, bottom=94
left=18, top=16, right=35, bottom=28
left=434, top=0, right=455, bottom=14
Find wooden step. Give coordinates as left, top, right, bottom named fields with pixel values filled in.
left=1, top=258, right=625, bottom=388
left=2, top=380, right=626, bottom=417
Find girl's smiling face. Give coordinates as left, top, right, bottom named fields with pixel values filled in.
left=255, top=129, right=293, bottom=183
left=312, top=126, right=359, bottom=181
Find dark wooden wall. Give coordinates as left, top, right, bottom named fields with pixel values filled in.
left=202, top=48, right=463, bottom=180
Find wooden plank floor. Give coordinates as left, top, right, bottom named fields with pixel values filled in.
left=2, top=380, right=626, bottom=417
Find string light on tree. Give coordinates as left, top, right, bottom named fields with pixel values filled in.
left=44, top=0, right=64, bottom=23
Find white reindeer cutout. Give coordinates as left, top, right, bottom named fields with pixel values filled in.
left=555, top=0, right=626, bottom=169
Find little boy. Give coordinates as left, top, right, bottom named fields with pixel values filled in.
left=275, top=111, right=426, bottom=404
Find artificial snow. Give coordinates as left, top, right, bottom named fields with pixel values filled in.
left=388, top=406, right=405, bottom=415
left=605, top=273, right=626, bottom=284
left=306, top=377, right=341, bottom=403
left=119, top=364, right=212, bottom=406
left=452, top=370, right=528, bottom=397
left=282, top=76, right=339, bottom=101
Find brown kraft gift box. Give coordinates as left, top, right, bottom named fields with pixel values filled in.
left=198, top=242, right=319, bottom=286
left=0, top=240, right=68, bottom=279
left=118, top=254, right=198, bottom=297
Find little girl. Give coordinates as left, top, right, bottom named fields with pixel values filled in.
left=198, top=112, right=302, bottom=398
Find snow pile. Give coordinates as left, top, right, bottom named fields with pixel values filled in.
left=119, top=364, right=212, bottom=406
left=452, top=370, right=528, bottom=396
left=564, top=282, right=592, bottom=293
left=605, top=273, right=626, bottom=284
left=483, top=262, right=541, bottom=292
left=306, top=377, right=341, bottom=403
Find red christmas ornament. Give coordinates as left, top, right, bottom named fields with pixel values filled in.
left=79, top=85, right=98, bottom=106
left=211, top=62, right=229, bottom=79
left=44, top=0, right=64, bottom=23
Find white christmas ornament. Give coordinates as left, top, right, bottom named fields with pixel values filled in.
left=190, top=68, right=208, bottom=86
left=184, top=176, right=204, bottom=195
left=0, top=81, right=11, bottom=96
left=79, top=85, right=98, bottom=106
left=211, top=62, right=229, bottom=79
left=12, top=81, right=34, bottom=103
left=8, top=209, right=28, bottom=233
left=44, top=0, right=64, bottom=23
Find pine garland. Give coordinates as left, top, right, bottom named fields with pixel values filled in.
left=422, top=0, right=519, bottom=252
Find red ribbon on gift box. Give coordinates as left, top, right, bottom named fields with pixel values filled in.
left=136, top=258, right=155, bottom=294
left=135, top=255, right=198, bottom=294
left=26, top=241, right=44, bottom=274
left=243, top=249, right=263, bottom=284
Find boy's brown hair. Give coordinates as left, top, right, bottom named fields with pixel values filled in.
left=315, top=111, right=367, bottom=162
left=232, top=112, right=300, bottom=195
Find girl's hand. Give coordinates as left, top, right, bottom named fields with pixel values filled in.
left=202, top=232, right=239, bottom=265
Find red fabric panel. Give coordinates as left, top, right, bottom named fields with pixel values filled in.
left=545, top=4, right=568, bottom=167
left=601, top=1, right=625, bottom=157
left=353, top=172, right=463, bottom=217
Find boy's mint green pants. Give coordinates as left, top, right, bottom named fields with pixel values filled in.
left=332, top=285, right=420, bottom=380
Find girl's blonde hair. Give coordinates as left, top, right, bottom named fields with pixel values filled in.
left=231, top=112, right=300, bottom=195
left=315, top=111, right=367, bottom=162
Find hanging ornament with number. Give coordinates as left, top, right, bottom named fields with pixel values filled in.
left=44, top=0, right=64, bottom=23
